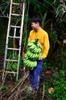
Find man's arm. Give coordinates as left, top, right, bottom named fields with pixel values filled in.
left=40, top=33, right=50, bottom=59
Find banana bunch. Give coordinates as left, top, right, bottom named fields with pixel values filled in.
left=26, top=50, right=39, bottom=60
left=30, top=47, right=41, bottom=54
left=23, top=39, right=42, bottom=70
left=27, top=40, right=42, bottom=53
left=23, top=59, right=37, bottom=70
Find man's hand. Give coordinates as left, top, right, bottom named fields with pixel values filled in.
left=38, top=54, right=43, bottom=60
left=39, top=57, right=43, bottom=60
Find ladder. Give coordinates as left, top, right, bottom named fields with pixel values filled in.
left=2, top=0, right=25, bottom=82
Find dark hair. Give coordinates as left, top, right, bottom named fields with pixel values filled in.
left=31, top=17, right=41, bottom=23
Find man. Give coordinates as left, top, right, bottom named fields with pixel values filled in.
left=28, top=17, right=50, bottom=92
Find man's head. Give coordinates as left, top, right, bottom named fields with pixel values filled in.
left=31, top=17, right=41, bottom=31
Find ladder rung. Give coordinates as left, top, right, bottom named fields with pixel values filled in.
left=4, top=71, right=17, bottom=74
left=11, top=13, right=21, bottom=16
left=7, top=48, right=19, bottom=51
left=11, top=25, right=20, bottom=28
left=8, top=36, right=20, bottom=39
left=12, top=3, right=19, bottom=6
left=5, top=59, right=18, bottom=62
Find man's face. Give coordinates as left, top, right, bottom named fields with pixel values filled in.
left=31, top=22, right=39, bottom=30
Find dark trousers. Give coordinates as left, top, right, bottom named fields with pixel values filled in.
left=29, top=60, right=43, bottom=91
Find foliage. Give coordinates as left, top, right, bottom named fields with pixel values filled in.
left=0, top=85, right=8, bottom=93
left=0, top=18, right=8, bottom=56
left=50, top=79, right=66, bottom=100
left=6, top=51, right=22, bottom=71
left=48, top=31, right=57, bottom=47
left=45, top=69, right=66, bottom=100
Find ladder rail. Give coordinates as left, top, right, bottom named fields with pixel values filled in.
left=2, top=0, right=13, bottom=82
left=16, top=2, right=25, bottom=80
left=14, top=27, right=17, bottom=37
